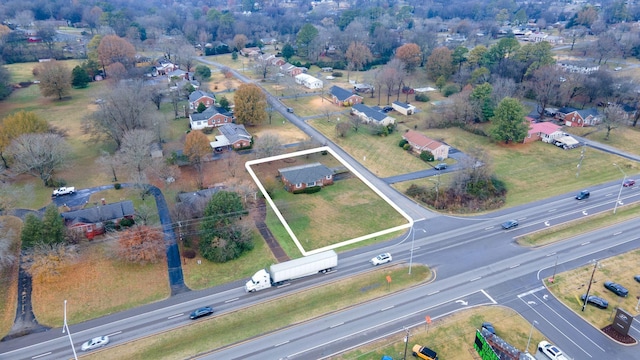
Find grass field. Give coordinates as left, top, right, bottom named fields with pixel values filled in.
left=31, top=241, right=170, bottom=326
left=0, top=216, right=21, bottom=338
left=566, top=125, right=640, bottom=157
left=84, top=265, right=431, bottom=360
left=546, top=250, right=640, bottom=329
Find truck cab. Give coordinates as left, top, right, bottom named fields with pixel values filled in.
left=244, top=269, right=272, bottom=292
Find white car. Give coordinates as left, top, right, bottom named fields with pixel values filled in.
left=81, top=336, right=109, bottom=351
left=370, top=253, right=392, bottom=266
left=537, top=341, right=569, bottom=360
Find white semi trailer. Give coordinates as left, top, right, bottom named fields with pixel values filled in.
left=244, top=250, right=338, bottom=292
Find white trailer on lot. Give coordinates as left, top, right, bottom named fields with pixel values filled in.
left=245, top=250, right=338, bottom=292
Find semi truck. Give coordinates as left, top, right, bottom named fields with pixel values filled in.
left=244, top=250, right=338, bottom=292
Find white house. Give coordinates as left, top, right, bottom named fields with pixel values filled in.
left=392, top=101, right=416, bottom=116
left=295, top=74, right=323, bottom=89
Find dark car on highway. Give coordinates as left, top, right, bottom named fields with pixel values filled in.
left=501, top=219, right=518, bottom=230
left=604, top=281, right=628, bottom=297
left=575, top=190, right=590, bottom=200
left=581, top=294, right=608, bottom=309
left=623, top=179, right=635, bottom=187
left=189, top=306, right=214, bottom=319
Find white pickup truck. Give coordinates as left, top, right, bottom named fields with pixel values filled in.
left=52, top=187, right=75, bottom=197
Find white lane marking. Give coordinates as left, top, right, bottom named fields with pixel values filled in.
left=330, top=322, right=344, bottom=328
left=480, top=289, right=497, bottom=304
left=380, top=306, right=394, bottom=311
left=275, top=341, right=290, bottom=347
left=413, top=246, right=421, bottom=251
left=581, top=242, right=590, bottom=246
left=510, top=264, right=520, bottom=269
left=225, top=297, right=239, bottom=303
left=428, top=290, right=440, bottom=295
left=546, top=252, right=556, bottom=257
left=106, top=331, right=122, bottom=337
left=484, top=226, right=494, bottom=230
left=32, top=352, right=52, bottom=359
left=517, top=286, right=546, bottom=298
left=168, top=313, right=183, bottom=319
left=613, top=231, right=622, bottom=236
left=548, top=208, right=556, bottom=212
left=470, top=277, right=481, bottom=282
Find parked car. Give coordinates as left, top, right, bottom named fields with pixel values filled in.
left=402, top=86, right=415, bottom=94
left=537, top=341, right=569, bottom=360
left=575, top=190, right=590, bottom=200
left=501, top=220, right=518, bottom=230
left=382, top=106, right=393, bottom=113
left=604, top=281, right=628, bottom=297
left=189, top=306, right=214, bottom=319
left=623, top=179, right=635, bottom=187
left=370, top=253, right=392, bottom=266
left=635, top=275, right=640, bottom=283
left=412, top=344, right=438, bottom=360
left=81, top=336, right=109, bottom=351
left=581, top=294, right=608, bottom=309
left=434, top=163, right=447, bottom=170
left=286, top=107, right=294, bottom=113
left=481, top=322, right=495, bottom=334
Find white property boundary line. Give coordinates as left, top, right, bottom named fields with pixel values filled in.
left=245, top=146, right=413, bottom=256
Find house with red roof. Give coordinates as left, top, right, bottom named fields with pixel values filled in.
left=402, top=130, right=450, bottom=160
left=524, top=121, right=563, bottom=144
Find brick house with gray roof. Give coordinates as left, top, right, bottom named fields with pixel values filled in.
left=351, top=104, right=395, bottom=126
left=278, top=163, right=334, bottom=193
left=209, top=123, right=252, bottom=151
left=188, top=90, right=216, bottom=111
left=61, top=200, right=135, bottom=239
left=189, top=106, right=234, bottom=130
left=329, top=85, right=363, bottom=106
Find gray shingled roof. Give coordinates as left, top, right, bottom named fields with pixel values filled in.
left=352, top=104, right=388, bottom=122
left=61, top=201, right=135, bottom=224
left=190, top=106, right=231, bottom=121
left=278, top=162, right=333, bottom=185
left=393, top=100, right=412, bottom=109
left=177, top=186, right=225, bottom=206
left=330, top=85, right=356, bottom=101
left=189, top=90, right=215, bottom=103
left=218, top=123, right=251, bottom=144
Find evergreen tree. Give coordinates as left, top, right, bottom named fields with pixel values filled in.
left=21, top=213, right=43, bottom=249
left=196, top=102, right=207, bottom=113
left=41, top=204, right=66, bottom=246
left=71, top=66, right=91, bottom=88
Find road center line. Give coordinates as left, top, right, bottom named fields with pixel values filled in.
left=470, top=277, right=481, bottom=282
left=613, top=231, right=622, bottom=236
left=32, top=352, right=52, bottom=359
left=581, top=241, right=590, bottom=246
left=330, top=322, right=344, bottom=328
left=484, top=226, right=494, bottom=231
left=275, top=341, right=290, bottom=347
left=509, top=264, right=520, bottom=269
left=546, top=252, right=556, bottom=257
left=167, top=313, right=183, bottom=320
left=380, top=306, right=394, bottom=311
left=106, top=331, right=122, bottom=337
left=225, top=297, right=239, bottom=303
left=548, top=208, right=556, bottom=212
left=428, top=290, right=440, bottom=295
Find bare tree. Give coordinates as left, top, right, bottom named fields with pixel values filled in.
left=254, top=133, right=284, bottom=159
left=224, top=150, right=242, bottom=178
left=490, top=76, right=518, bottom=104
left=601, top=104, right=626, bottom=140
left=527, top=66, right=563, bottom=118
left=118, top=129, right=155, bottom=181
left=117, top=226, right=165, bottom=265
left=148, top=83, right=165, bottom=110
left=591, top=31, right=621, bottom=65
left=87, top=81, right=154, bottom=148
left=380, top=59, right=405, bottom=104
left=96, top=150, right=120, bottom=182
left=336, top=120, right=351, bottom=137
left=25, top=243, right=78, bottom=283
left=6, top=133, right=70, bottom=186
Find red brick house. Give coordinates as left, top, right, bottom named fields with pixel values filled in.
left=189, top=90, right=216, bottom=111
left=556, top=107, right=602, bottom=127
left=402, top=130, right=450, bottom=160
left=189, top=106, right=234, bottom=130
left=278, top=163, right=334, bottom=193
left=329, top=85, right=363, bottom=106
left=61, top=201, right=135, bottom=239
left=209, top=124, right=252, bottom=152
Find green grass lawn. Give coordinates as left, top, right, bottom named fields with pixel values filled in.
left=566, top=125, right=640, bottom=157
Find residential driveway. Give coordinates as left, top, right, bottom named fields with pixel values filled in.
left=382, top=148, right=472, bottom=184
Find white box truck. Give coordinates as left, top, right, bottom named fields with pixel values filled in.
left=244, top=250, right=338, bottom=292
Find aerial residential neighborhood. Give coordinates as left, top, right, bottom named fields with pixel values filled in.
left=0, top=0, right=639, bottom=359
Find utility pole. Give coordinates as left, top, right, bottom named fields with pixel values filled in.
left=576, top=143, right=586, bottom=177
left=63, top=300, right=79, bottom=360
left=582, top=261, right=599, bottom=312
left=403, top=327, right=410, bottom=360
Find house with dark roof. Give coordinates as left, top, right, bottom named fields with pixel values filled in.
left=558, top=107, right=601, bottom=127
left=392, top=101, right=416, bottom=115
left=402, top=130, right=450, bottom=160
left=209, top=123, right=252, bottom=151
left=177, top=186, right=225, bottom=208
left=329, top=85, right=362, bottom=106
left=278, top=162, right=334, bottom=193
left=61, top=200, right=135, bottom=239
left=189, top=106, right=234, bottom=130
left=351, top=104, right=395, bottom=126
left=189, top=90, right=216, bottom=110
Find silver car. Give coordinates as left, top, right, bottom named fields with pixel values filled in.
left=370, top=253, right=392, bottom=266
left=81, top=335, right=109, bottom=351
